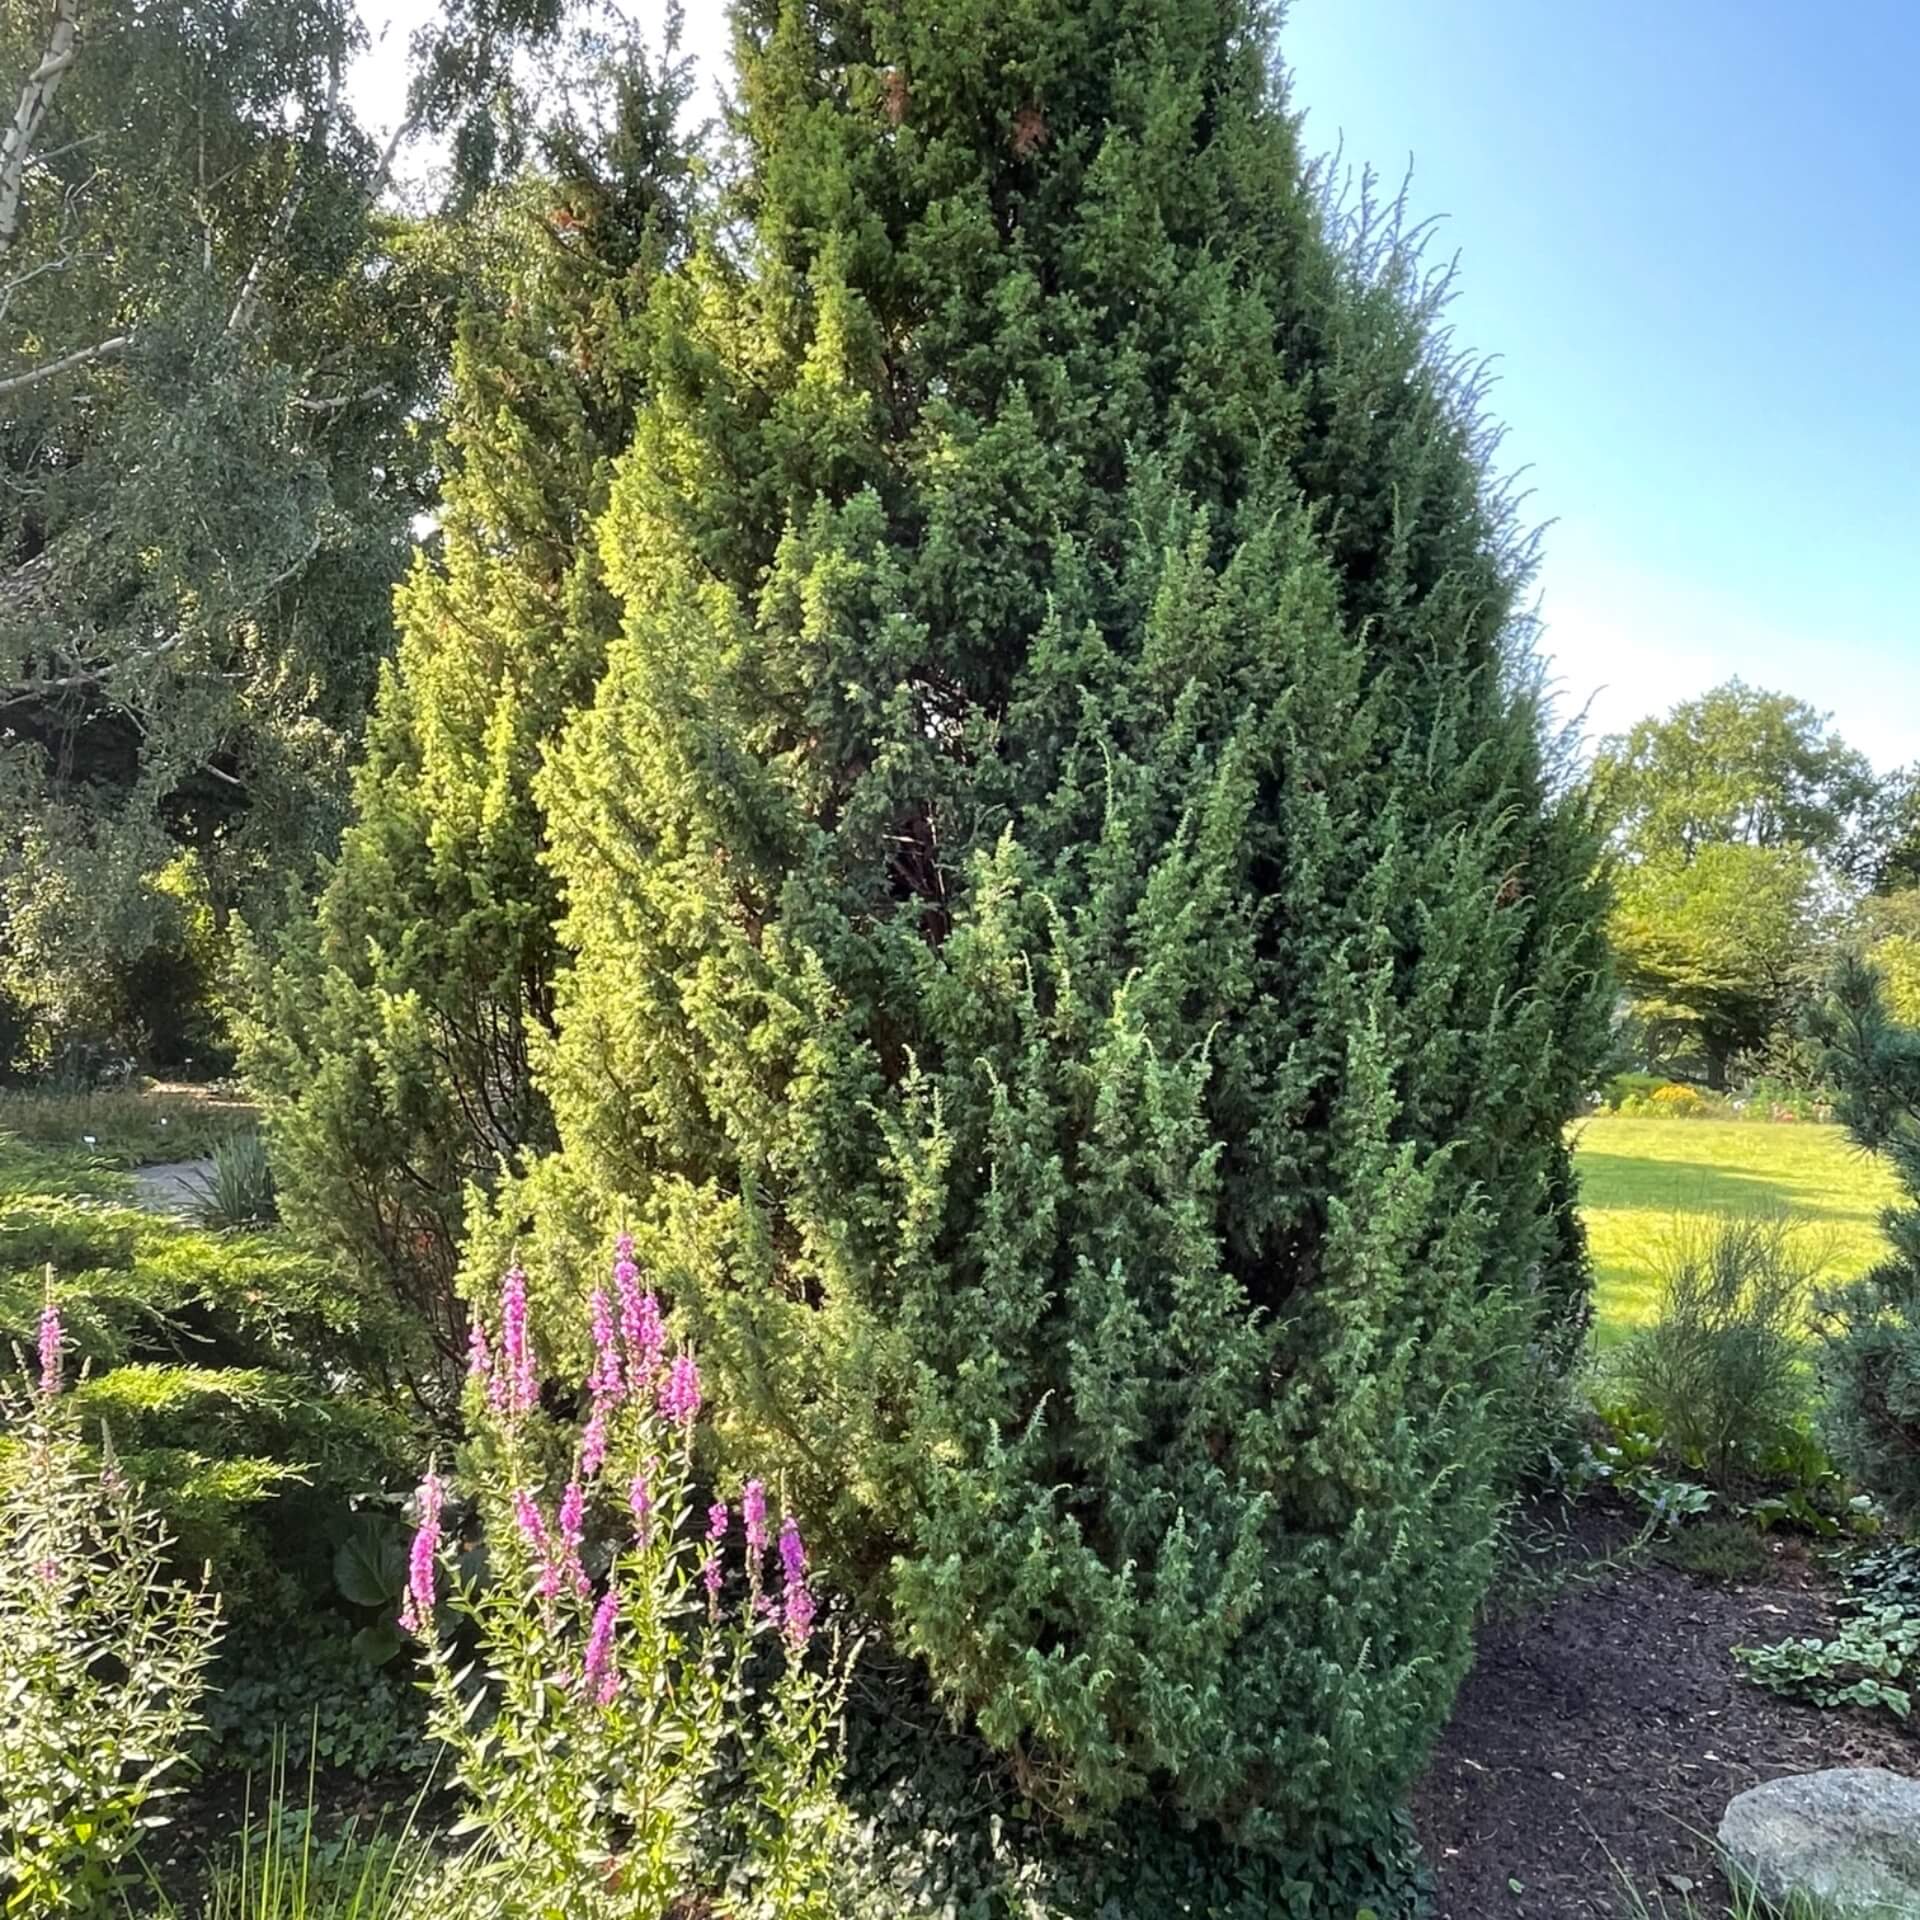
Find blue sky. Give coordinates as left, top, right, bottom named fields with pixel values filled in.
left=1281, top=0, right=1920, bottom=768
left=354, top=1, right=1919, bottom=769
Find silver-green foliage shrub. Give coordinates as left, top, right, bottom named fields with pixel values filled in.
left=0, top=1305, right=221, bottom=1912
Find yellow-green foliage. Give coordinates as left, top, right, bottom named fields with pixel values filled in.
left=1574, top=1116, right=1898, bottom=1343
left=0, top=1142, right=411, bottom=1598
left=1871, top=933, right=1920, bottom=1025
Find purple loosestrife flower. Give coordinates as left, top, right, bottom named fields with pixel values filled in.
left=784, top=1578, right=817, bottom=1648
left=779, top=1513, right=815, bottom=1649
left=582, top=1586, right=621, bottom=1706
left=400, top=1468, right=443, bottom=1635
left=742, top=1479, right=768, bottom=1556
left=581, top=1405, right=610, bottom=1479
left=628, top=1468, right=653, bottom=1547
left=513, top=1488, right=551, bottom=1576
left=702, top=1507, right=727, bottom=1609
left=37, top=1296, right=62, bottom=1398
left=557, top=1479, right=589, bottom=1597
left=466, top=1318, right=492, bottom=1390
left=499, top=1266, right=537, bottom=1418
left=588, top=1286, right=623, bottom=1404
left=616, top=1245, right=667, bottom=1400
left=657, top=1350, right=701, bottom=1430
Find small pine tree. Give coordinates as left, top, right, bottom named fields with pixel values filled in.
left=1811, top=953, right=1920, bottom=1516
left=246, top=48, right=695, bottom=1375
left=474, top=0, right=1611, bottom=1859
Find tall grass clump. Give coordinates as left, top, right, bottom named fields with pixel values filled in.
left=1609, top=1212, right=1814, bottom=1483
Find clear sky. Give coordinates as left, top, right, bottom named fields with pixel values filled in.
left=354, top=1, right=1920, bottom=770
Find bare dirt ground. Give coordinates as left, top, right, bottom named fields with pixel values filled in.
left=1416, top=1508, right=1920, bottom=1918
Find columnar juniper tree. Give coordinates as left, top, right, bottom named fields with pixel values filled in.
left=498, top=0, right=1609, bottom=1856
left=249, top=47, right=695, bottom=1368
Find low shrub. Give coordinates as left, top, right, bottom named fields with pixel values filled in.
left=1604, top=1071, right=1669, bottom=1108
left=402, top=1245, right=855, bottom=1917
left=1652, top=1518, right=1772, bottom=1583
left=0, top=1303, right=223, bottom=1911
left=1650, top=1082, right=1711, bottom=1115
left=1607, top=1213, right=1814, bottom=1485
left=0, top=1167, right=416, bottom=1623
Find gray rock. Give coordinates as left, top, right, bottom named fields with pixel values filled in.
left=1720, top=1768, right=1920, bottom=1917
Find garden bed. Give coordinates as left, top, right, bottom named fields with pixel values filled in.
left=1418, top=1505, right=1919, bottom=1917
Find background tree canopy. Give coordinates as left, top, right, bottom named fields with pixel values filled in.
left=0, top=0, right=605, bottom=1075
left=1596, top=678, right=1912, bottom=1088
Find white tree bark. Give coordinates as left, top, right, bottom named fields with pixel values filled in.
left=0, top=0, right=81, bottom=260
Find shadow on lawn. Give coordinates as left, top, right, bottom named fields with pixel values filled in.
left=1576, top=1149, right=1881, bottom=1227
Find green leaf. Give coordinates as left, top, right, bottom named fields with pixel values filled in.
left=351, top=1622, right=405, bottom=1668
left=333, top=1514, right=408, bottom=1609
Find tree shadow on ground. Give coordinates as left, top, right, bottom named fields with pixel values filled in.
left=1575, top=1149, right=1883, bottom=1227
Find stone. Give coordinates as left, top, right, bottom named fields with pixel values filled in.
left=1719, top=1768, right=1920, bottom=1917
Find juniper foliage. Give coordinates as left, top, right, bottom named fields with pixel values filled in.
left=1811, top=953, right=1920, bottom=1517
left=484, top=0, right=1611, bottom=1851
left=246, top=41, right=697, bottom=1370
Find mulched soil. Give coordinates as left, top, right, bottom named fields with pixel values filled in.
left=1416, top=1504, right=1920, bottom=1919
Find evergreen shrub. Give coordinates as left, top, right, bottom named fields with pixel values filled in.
left=462, top=0, right=1612, bottom=1854
left=1811, top=953, right=1920, bottom=1517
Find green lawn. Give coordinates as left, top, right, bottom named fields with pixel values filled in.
left=1574, top=1115, right=1901, bottom=1345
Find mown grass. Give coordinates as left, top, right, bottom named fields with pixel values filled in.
left=1574, top=1116, right=1900, bottom=1346
left=0, top=1082, right=255, bottom=1167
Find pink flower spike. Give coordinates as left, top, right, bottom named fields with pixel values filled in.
left=404, top=1468, right=444, bottom=1633
left=582, top=1586, right=621, bottom=1706
left=499, top=1266, right=538, bottom=1418
left=37, top=1297, right=62, bottom=1398
left=706, top=1500, right=729, bottom=1542
left=783, top=1579, right=816, bottom=1649
left=628, top=1468, right=653, bottom=1547
left=465, top=1318, right=492, bottom=1387
left=778, top=1514, right=814, bottom=1648
left=778, top=1513, right=808, bottom=1588
left=587, top=1286, right=623, bottom=1404
left=581, top=1405, right=609, bottom=1479
left=513, top=1488, right=551, bottom=1566
left=557, top=1479, right=589, bottom=1597
left=657, top=1350, right=701, bottom=1430
left=742, top=1479, right=768, bottom=1557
